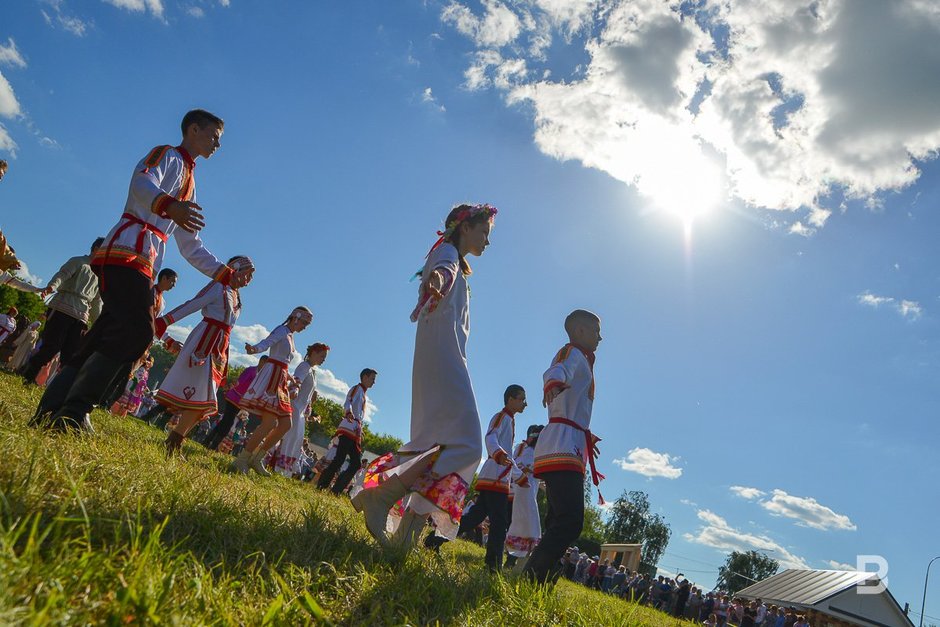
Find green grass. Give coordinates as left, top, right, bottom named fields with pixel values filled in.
left=0, top=371, right=689, bottom=625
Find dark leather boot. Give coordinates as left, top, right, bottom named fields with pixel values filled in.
left=29, top=365, right=79, bottom=428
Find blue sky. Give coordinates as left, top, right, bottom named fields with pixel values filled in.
left=2, top=0, right=939, bottom=618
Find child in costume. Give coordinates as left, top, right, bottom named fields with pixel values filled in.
left=231, top=306, right=312, bottom=475
left=317, top=368, right=377, bottom=493
left=351, top=203, right=497, bottom=550
left=273, top=343, right=328, bottom=477
left=153, top=255, right=254, bottom=457
left=112, top=357, right=153, bottom=416
left=449, top=385, right=527, bottom=570
left=10, top=321, right=41, bottom=371
left=505, top=424, right=545, bottom=566
left=523, top=309, right=603, bottom=584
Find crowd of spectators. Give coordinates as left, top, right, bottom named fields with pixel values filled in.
left=559, top=548, right=812, bottom=627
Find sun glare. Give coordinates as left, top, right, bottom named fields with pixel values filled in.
left=643, top=151, right=723, bottom=226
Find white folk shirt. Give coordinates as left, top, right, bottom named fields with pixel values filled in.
left=474, top=409, right=516, bottom=494
left=291, top=362, right=317, bottom=415
left=533, top=343, right=598, bottom=478
left=160, top=281, right=240, bottom=330
left=0, top=313, right=16, bottom=343
left=91, top=145, right=231, bottom=283
left=336, top=383, right=366, bottom=449
left=0, top=271, right=42, bottom=294
left=249, top=325, right=294, bottom=364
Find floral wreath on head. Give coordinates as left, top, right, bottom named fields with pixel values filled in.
left=412, top=204, right=498, bottom=282
left=423, top=203, right=498, bottom=262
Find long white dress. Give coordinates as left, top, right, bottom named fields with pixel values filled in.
left=357, top=242, right=482, bottom=539
left=505, top=441, right=541, bottom=557
left=155, top=281, right=240, bottom=417
left=274, top=361, right=316, bottom=476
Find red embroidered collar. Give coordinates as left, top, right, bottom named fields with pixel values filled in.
left=175, top=146, right=196, bottom=169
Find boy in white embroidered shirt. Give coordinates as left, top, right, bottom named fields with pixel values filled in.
left=317, top=368, right=377, bottom=494
left=524, top=309, right=603, bottom=584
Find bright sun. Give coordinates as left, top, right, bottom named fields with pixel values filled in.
left=644, top=153, right=723, bottom=226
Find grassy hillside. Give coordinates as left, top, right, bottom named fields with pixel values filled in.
left=0, top=371, right=687, bottom=625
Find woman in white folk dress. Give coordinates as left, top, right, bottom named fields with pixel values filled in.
left=272, top=342, right=328, bottom=477
left=154, top=256, right=255, bottom=457
left=231, top=306, right=312, bottom=475
left=351, top=203, right=497, bottom=550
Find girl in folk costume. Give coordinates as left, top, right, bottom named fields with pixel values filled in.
left=231, top=306, right=312, bottom=475
left=505, top=424, right=545, bottom=563
left=272, top=343, right=329, bottom=477
left=111, top=356, right=153, bottom=416
left=10, top=321, right=41, bottom=371
left=351, top=203, right=497, bottom=550
left=154, top=256, right=255, bottom=457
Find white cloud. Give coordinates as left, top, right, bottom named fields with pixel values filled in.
left=730, top=486, right=766, bottom=500
left=0, top=39, right=27, bottom=69
left=0, top=123, right=15, bottom=155
left=760, top=489, right=857, bottom=531
left=857, top=291, right=923, bottom=320
left=826, top=559, right=856, bottom=571
left=186, top=6, right=205, bottom=18
left=14, top=260, right=43, bottom=286
left=613, top=447, right=682, bottom=479
left=102, top=0, right=165, bottom=20
left=684, top=509, right=809, bottom=569
left=42, top=1, right=92, bottom=37
left=0, top=71, right=22, bottom=119
left=422, top=87, right=445, bottom=112
left=442, top=0, right=523, bottom=48
left=440, top=0, right=940, bottom=229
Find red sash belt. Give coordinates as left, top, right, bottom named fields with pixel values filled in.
left=98, top=213, right=170, bottom=286
left=548, top=417, right=605, bottom=487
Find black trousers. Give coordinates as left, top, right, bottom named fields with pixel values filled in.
left=21, top=310, right=86, bottom=381
left=37, top=266, right=155, bottom=419
left=457, top=489, right=510, bottom=570
left=523, top=470, right=584, bottom=584
left=205, top=400, right=240, bottom=449
left=317, top=435, right=361, bottom=494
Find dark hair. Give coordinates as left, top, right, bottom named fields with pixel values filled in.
left=91, top=237, right=105, bottom=252
left=504, top=384, right=525, bottom=405
left=444, top=204, right=492, bottom=275
left=158, top=268, right=178, bottom=281
left=307, top=342, right=330, bottom=355
left=0, top=159, right=7, bottom=170
left=564, top=309, right=600, bottom=335
left=360, top=368, right=377, bottom=380
left=181, top=109, right=224, bottom=136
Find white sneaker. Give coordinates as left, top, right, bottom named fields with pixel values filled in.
left=390, top=510, right=427, bottom=551
left=249, top=448, right=270, bottom=476
left=230, top=450, right=251, bottom=474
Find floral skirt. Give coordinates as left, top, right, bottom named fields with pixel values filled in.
left=239, top=359, right=292, bottom=419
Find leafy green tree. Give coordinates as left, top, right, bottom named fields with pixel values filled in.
left=0, top=284, right=47, bottom=323
left=716, top=550, right=779, bottom=595
left=604, top=490, right=672, bottom=572
left=309, top=395, right=402, bottom=456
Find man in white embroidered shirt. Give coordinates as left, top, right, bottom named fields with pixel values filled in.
left=33, top=109, right=250, bottom=432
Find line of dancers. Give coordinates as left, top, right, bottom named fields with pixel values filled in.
left=2, top=108, right=606, bottom=582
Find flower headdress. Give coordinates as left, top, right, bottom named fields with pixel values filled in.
left=425, top=203, right=498, bottom=258
left=413, top=203, right=498, bottom=281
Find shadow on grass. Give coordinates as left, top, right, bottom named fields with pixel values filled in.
left=0, top=382, right=496, bottom=624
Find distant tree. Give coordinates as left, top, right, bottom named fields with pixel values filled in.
left=716, top=550, right=779, bottom=595
left=0, top=284, right=47, bottom=323
left=309, top=395, right=402, bottom=456
left=604, top=490, right=672, bottom=571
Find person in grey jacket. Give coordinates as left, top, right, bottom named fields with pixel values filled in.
left=20, top=237, right=104, bottom=384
